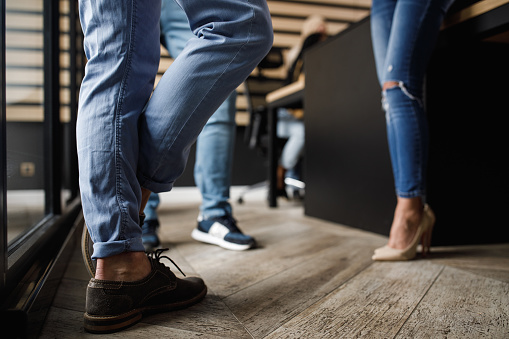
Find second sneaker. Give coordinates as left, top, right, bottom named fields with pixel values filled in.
left=191, top=215, right=255, bottom=251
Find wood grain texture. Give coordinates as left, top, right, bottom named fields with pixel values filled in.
left=39, top=307, right=231, bottom=339
left=397, top=266, right=509, bottom=338
left=39, top=189, right=509, bottom=338
left=265, top=261, right=444, bottom=338
left=428, top=244, right=509, bottom=284
left=224, top=237, right=379, bottom=337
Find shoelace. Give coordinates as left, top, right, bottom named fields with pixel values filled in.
left=147, top=248, right=186, bottom=277
left=217, top=215, right=242, bottom=233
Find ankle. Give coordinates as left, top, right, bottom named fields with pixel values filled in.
left=388, top=197, right=424, bottom=249
left=95, top=251, right=151, bottom=281
left=140, top=187, right=152, bottom=215
left=395, top=197, right=423, bottom=221
left=277, top=166, right=286, bottom=190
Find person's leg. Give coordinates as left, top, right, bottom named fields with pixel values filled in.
left=138, top=0, right=189, bottom=251
left=158, top=0, right=257, bottom=250
left=194, top=94, right=236, bottom=219
left=80, top=0, right=271, bottom=331
left=370, top=0, right=396, bottom=86
left=78, top=0, right=161, bottom=265
left=140, top=0, right=194, bottom=247
left=160, top=0, right=195, bottom=57
left=277, top=113, right=305, bottom=172
left=141, top=0, right=193, bottom=251
left=161, top=0, right=237, bottom=220
left=143, top=192, right=160, bottom=223
left=139, top=0, right=272, bottom=191
left=142, top=192, right=161, bottom=250
left=276, top=108, right=305, bottom=195
left=370, top=0, right=453, bottom=255
left=280, top=117, right=305, bottom=197
left=78, top=0, right=209, bottom=333
left=191, top=92, right=256, bottom=250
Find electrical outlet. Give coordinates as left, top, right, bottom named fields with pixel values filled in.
left=20, top=162, right=35, bottom=177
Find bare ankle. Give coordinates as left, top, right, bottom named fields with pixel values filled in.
left=140, top=187, right=152, bottom=215
left=388, top=197, right=424, bottom=249
left=95, top=251, right=151, bottom=281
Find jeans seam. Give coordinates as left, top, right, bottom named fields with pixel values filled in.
left=384, top=86, right=426, bottom=198
left=410, top=96, right=424, bottom=196
left=407, top=7, right=428, bottom=91
left=115, top=0, right=137, bottom=246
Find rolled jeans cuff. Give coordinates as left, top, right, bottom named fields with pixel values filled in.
left=92, top=238, right=146, bottom=260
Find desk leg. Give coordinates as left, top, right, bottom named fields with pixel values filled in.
left=268, top=105, right=278, bottom=208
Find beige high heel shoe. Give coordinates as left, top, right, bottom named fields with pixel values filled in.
left=372, top=204, right=435, bottom=261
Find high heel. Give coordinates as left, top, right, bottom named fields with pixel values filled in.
left=420, top=206, right=435, bottom=257
left=372, top=205, right=435, bottom=261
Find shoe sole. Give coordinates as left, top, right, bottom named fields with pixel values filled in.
left=191, top=229, right=253, bottom=251
left=83, top=285, right=207, bottom=334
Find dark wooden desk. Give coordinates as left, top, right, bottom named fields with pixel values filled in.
left=265, top=80, right=304, bottom=207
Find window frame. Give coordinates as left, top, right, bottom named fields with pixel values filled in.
left=0, top=0, right=82, bottom=309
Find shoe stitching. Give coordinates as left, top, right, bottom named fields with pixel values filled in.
left=90, top=273, right=175, bottom=290
left=84, top=308, right=140, bottom=320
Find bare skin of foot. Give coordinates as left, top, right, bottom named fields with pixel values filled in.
left=387, top=197, right=424, bottom=250
left=95, top=187, right=153, bottom=281
left=95, top=251, right=151, bottom=281
left=140, top=187, right=152, bottom=213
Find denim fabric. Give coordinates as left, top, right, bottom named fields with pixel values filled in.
left=144, top=193, right=160, bottom=222
left=77, top=0, right=273, bottom=258
left=370, top=0, right=453, bottom=198
left=160, top=0, right=237, bottom=219
left=194, top=93, right=237, bottom=219
left=277, top=108, right=305, bottom=170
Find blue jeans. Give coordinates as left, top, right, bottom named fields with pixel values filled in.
left=370, top=0, right=453, bottom=198
left=277, top=108, right=304, bottom=171
left=77, top=0, right=272, bottom=258
left=144, top=193, right=160, bottom=222
left=157, top=0, right=237, bottom=219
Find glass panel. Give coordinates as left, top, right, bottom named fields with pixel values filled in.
left=60, top=0, right=74, bottom=206
left=5, top=0, right=45, bottom=244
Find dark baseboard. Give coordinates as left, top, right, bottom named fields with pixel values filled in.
left=2, top=205, right=83, bottom=339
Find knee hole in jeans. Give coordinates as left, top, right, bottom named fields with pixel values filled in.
left=381, top=80, right=422, bottom=113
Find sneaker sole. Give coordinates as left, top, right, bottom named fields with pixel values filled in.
left=83, top=285, right=207, bottom=334
left=191, top=229, right=253, bottom=251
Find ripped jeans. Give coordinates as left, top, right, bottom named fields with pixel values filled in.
left=370, top=0, right=453, bottom=198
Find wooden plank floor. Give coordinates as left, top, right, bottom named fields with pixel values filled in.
left=39, top=188, right=509, bottom=338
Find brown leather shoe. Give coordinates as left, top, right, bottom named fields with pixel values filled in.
left=84, top=249, right=207, bottom=334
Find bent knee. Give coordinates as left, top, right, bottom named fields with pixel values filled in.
left=248, top=2, right=274, bottom=57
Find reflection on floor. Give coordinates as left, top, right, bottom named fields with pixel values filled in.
left=40, top=187, right=509, bottom=338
